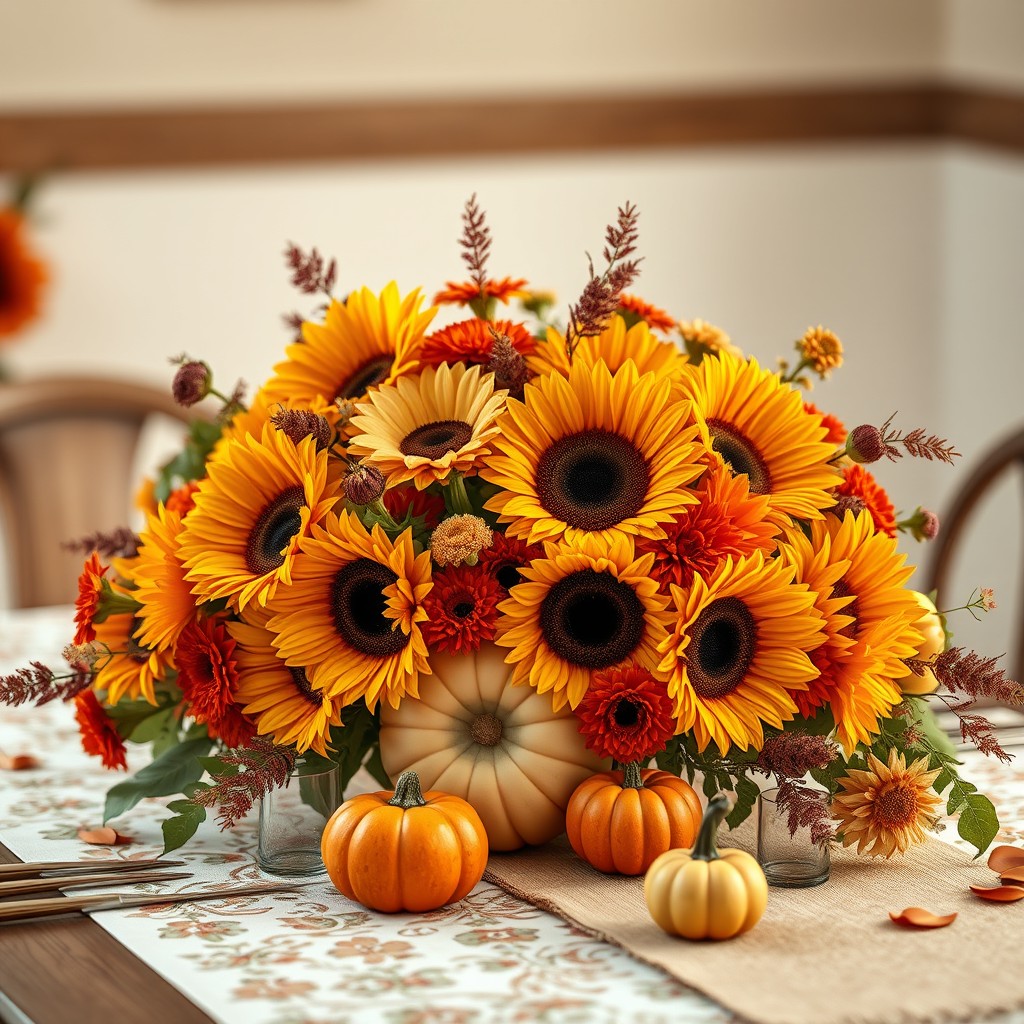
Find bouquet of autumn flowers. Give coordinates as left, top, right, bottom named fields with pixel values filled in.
left=3, top=196, right=1019, bottom=861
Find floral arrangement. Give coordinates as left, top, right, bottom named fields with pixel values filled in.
left=3, top=196, right=1020, bottom=863
left=0, top=175, right=48, bottom=373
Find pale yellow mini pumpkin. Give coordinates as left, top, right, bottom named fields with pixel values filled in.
left=379, top=642, right=606, bottom=850
left=894, top=591, right=946, bottom=696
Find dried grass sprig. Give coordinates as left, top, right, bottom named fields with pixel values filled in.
left=776, top=780, right=837, bottom=848
left=283, top=242, right=337, bottom=297
left=756, top=732, right=839, bottom=780
left=62, top=527, right=140, bottom=560
left=0, top=661, right=93, bottom=707
left=876, top=413, right=960, bottom=465
left=458, top=194, right=492, bottom=297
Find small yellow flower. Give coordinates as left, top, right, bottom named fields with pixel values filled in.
left=430, top=515, right=493, bottom=567
left=798, top=326, right=843, bottom=378
left=678, top=319, right=743, bottom=361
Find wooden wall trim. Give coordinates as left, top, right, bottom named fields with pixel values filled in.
left=0, top=83, right=1021, bottom=173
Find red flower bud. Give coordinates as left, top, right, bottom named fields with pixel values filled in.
left=344, top=463, right=386, bottom=506
left=171, top=361, right=212, bottom=407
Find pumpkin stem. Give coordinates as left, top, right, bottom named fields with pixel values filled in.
left=388, top=770, right=428, bottom=810
left=622, top=761, right=644, bottom=790
left=691, top=792, right=731, bottom=861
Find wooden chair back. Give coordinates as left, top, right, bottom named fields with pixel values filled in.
left=0, top=376, right=194, bottom=608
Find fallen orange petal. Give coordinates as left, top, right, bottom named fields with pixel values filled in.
left=970, top=883, right=1024, bottom=902
left=0, top=754, right=39, bottom=770
left=77, top=827, right=134, bottom=846
left=889, top=907, right=958, bottom=929
left=999, top=865, right=1024, bottom=885
left=987, top=845, right=1024, bottom=873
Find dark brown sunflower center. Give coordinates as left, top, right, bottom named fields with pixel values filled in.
left=832, top=579, right=860, bottom=639
left=288, top=666, right=322, bottom=708
left=536, top=429, right=650, bottom=532
left=399, top=419, right=474, bottom=460
left=874, top=785, right=917, bottom=828
left=336, top=355, right=393, bottom=401
left=330, top=558, right=409, bottom=658
left=706, top=418, right=772, bottom=494
left=245, top=485, right=305, bottom=575
left=540, top=568, right=646, bottom=669
left=470, top=713, right=503, bottom=747
left=687, top=596, right=758, bottom=700
left=613, top=698, right=642, bottom=728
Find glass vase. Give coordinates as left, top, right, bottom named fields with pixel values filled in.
left=257, top=757, right=341, bottom=877
left=756, top=786, right=831, bottom=888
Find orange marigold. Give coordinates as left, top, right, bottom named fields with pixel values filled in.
left=165, top=481, right=202, bottom=517
left=433, top=277, right=528, bottom=307
left=804, top=402, right=847, bottom=446
left=617, top=294, right=676, bottom=333
left=74, top=552, right=109, bottom=645
left=418, top=318, right=536, bottom=367
left=74, top=690, right=127, bottom=770
left=836, top=464, right=897, bottom=538
left=0, top=207, right=48, bottom=340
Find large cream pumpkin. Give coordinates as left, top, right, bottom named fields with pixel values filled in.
left=379, top=642, right=607, bottom=850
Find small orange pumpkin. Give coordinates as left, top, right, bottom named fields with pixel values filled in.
left=321, top=770, right=488, bottom=913
left=566, top=762, right=703, bottom=875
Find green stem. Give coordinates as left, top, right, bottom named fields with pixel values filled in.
left=621, top=761, right=644, bottom=790
left=388, top=771, right=427, bottom=810
left=366, top=498, right=401, bottom=533
left=692, top=793, right=730, bottom=861
left=445, top=472, right=474, bottom=516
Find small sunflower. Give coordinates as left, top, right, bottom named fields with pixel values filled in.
left=616, top=294, right=676, bottom=334
left=832, top=749, right=942, bottom=858
left=418, top=318, right=536, bottom=368
left=133, top=505, right=197, bottom=654
left=496, top=532, right=673, bottom=710
left=678, top=353, right=840, bottom=527
left=836, top=464, right=897, bottom=538
left=347, top=362, right=507, bottom=490
left=92, top=609, right=171, bottom=706
left=262, top=283, right=435, bottom=411
left=0, top=207, right=47, bottom=340
left=483, top=359, right=705, bottom=547
left=267, top=511, right=432, bottom=711
left=658, top=551, right=825, bottom=756
left=228, top=607, right=342, bottom=756
left=678, top=319, right=743, bottom=362
left=179, top=424, right=342, bottom=611
left=433, top=276, right=528, bottom=307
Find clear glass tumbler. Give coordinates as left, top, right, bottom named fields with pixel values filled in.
left=756, top=786, right=831, bottom=888
left=257, top=757, right=341, bottom=876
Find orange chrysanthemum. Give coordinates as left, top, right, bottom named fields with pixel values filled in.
left=617, top=294, right=676, bottom=334
left=804, top=402, right=847, bottom=446
left=418, top=318, right=536, bottom=368
left=0, top=207, right=48, bottom=339
left=433, top=277, right=528, bottom=307
left=74, top=690, right=127, bottom=771
left=74, top=552, right=109, bottom=645
left=165, top=481, right=201, bottom=517
left=836, top=464, right=897, bottom=538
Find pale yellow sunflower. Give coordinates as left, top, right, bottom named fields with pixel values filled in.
left=495, top=532, right=673, bottom=710
left=179, top=424, right=342, bottom=611
left=132, top=505, right=197, bottom=654
left=346, top=362, right=507, bottom=489
left=832, top=748, right=942, bottom=858
left=267, top=510, right=432, bottom=711
left=227, top=606, right=343, bottom=756
left=677, top=353, right=839, bottom=527
left=658, top=550, right=825, bottom=756
left=529, top=314, right=690, bottom=385
left=261, top=283, right=435, bottom=410
left=483, top=359, right=705, bottom=547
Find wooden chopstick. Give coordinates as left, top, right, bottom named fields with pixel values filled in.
left=0, top=858, right=186, bottom=881
left=0, top=870, right=192, bottom=898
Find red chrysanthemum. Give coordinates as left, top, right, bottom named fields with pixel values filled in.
left=804, top=402, right=847, bottom=446
left=73, top=552, right=109, bottom=645
left=421, top=564, right=502, bottom=655
left=477, top=532, right=543, bottom=594
left=636, top=467, right=779, bottom=593
left=433, top=276, right=528, bottom=307
left=836, top=464, right=897, bottom=538
left=165, top=480, right=202, bottom=518
left=574, top=664, right=676, bottom=763
left=617, top=294, right=676, bottom=333
left=74, top=690, right=128, bottom=770
left=418, top=318, right=537, bottom=368
left=175, top=617, right=256, bottom=748
left=382, top=484, right=446, bottom=531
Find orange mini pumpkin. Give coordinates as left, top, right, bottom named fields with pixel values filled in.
left=321, top=770, right=488, bottom=913
left=566, top=762, right=703, bottom=875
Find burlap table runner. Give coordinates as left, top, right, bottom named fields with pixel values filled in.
left=483, top=817, right=1024, bottom=1024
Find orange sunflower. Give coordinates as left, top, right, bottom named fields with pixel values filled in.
left=267, top=511, right=432, bottom=711
left=677, top=353, right=839, bottom=527
left=495, top=532, right=673, bottom=710
left=658, top=551, right=825, bottom=755
left=261, top=283, right=435, bottom=411
left=483, top=359, right=705, bottom=547
left=836, top=463, right=897, bottom=538
left=418, top=318, right=536, bottom=368
left=0, top=207, right=47, bottom=340
left=433, top=277, right=528, bottom=307
left=133, top=505, right=197, bottom=654
left=92, top=608, right=172, bottom=706
left=179, top=425, right=342, bottom=611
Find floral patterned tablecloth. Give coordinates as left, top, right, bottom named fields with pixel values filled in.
left=2, top=607, right=1023, bottom=1024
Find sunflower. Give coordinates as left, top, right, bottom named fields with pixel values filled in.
left=658, top=550, right=825, bottom=756
left=433, top=277, right=528, bottom=307
left=836, top=463, right=897, bottom=538
left=347, top=362, right=507, bottom=490
left=781, top=511, right=922, bottom=752
left=228, top=606, right=342, bottom=756
left=677, top=353, right=839, bottom=527
left=529, top=314, right=689, bottom=385
left=617, top=294, right=676, bottom=334
left=92, top=609, right=172, bottom=706
left=0, top=207, right=47, bottom=339
left=832, top=748, right=942, bottom=858
left=267, top=511, right=432, bottom=711
left=421, top=563, right=503, bottom=655
left=636, top=464, right=780, bottom=593
left=74, top=690, right=127, bottom=770
left=262, top=283, right=435, bottom=412
left=179, top=424, right=342, bottom=611
left=483, top=359, right=705, bottom=547
left=495, top=532, right=673, bottom=710
left=133, top=505, right=197, bottom=653
left=74, top=552, right=109, bottom=645
left=418, top=318, right=536, bottom=368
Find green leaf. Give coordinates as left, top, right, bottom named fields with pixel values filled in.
left=104, top=737, right=213, bottom=823
left=932, top=766, right=953, bottom=796
left=197, top=755, right=239, bottom=778
left=726, top=776, right=760, bottom=830
left=946, top=778, right=977, bottom=816
left=956, top=793, right=999, bottom=859
left=702, top=772, right=722, bottom=800
left=162, top=797, right=208, bottom=854
left=128, top=706, right=176, bottom=744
